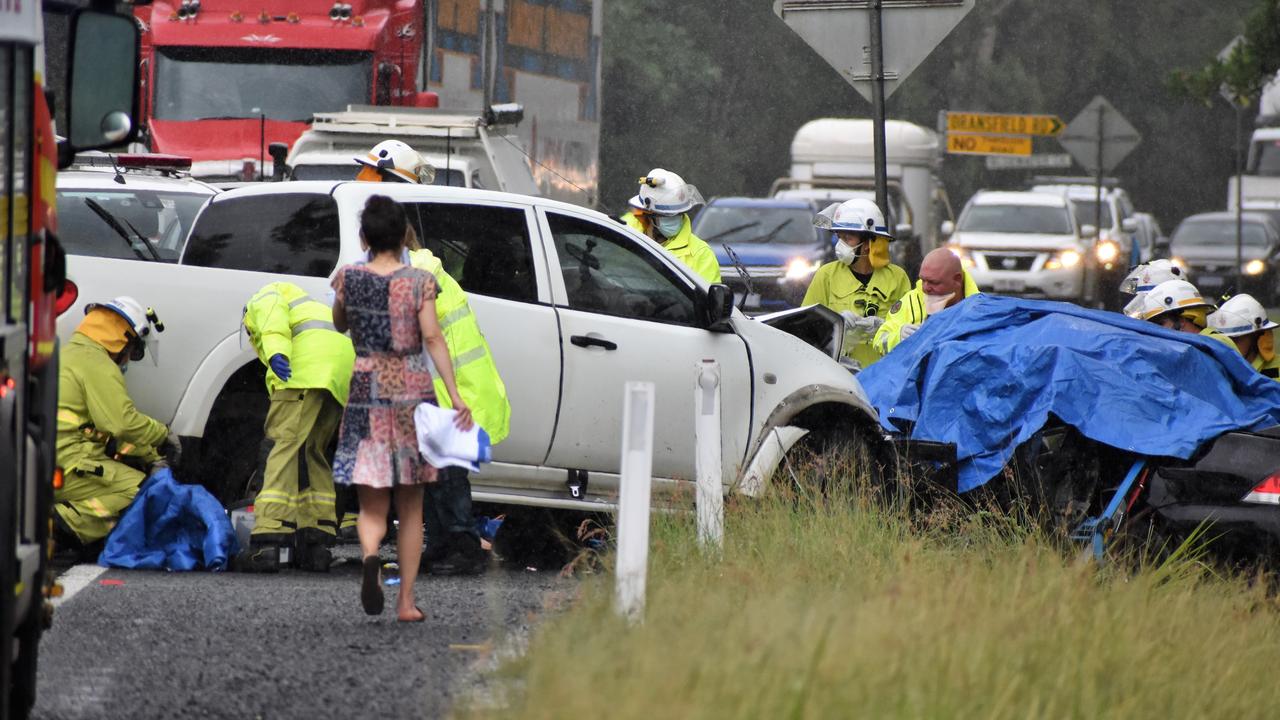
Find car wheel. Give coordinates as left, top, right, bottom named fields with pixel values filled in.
left=777, top=424, right=898, bottom=505
left=1007, top=424, right=1104, bottom=535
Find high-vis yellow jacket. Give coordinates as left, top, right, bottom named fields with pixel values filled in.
left=57, top=333, right=168, bottom=473
left=802, top=261, right=912, bottom=369
left=623, top=212, right=722, bottom=284
left=243, top=282, right=355, bottom=405
left=410, top=249, right=512, bottom=445
left=874, top=271, right=982, bottom=355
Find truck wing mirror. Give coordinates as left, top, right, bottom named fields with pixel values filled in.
left=705, top=284, right=735, bottom=331
left=940, top=220, right=955, bottom=236
left=65, top=10, right=139, bottom=162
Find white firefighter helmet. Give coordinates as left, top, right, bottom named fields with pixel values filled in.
left=84, top=295, right=164, bottom=362
left=1139, top=279, right=1215, bottom=321
left=1207, top=293, right=1280, bottom=337
left=627, top=168, right=704, bottom=216
left=354, top=139, right=436, bottom=184
left=1121, top=259, right=1188, bottom=295
left=813, top=198, right=894, bottom=239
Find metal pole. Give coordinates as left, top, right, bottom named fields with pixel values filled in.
left=1236, top=103, right=1245, bottom=293
left=869, top=0, right=889, bottom=216
left=482, top=0, right=494, bottom=112
left=1094, top=105, right=1104, bottom=244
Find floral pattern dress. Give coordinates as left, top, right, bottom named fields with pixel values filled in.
left=331, top=264, right=439, bottom=488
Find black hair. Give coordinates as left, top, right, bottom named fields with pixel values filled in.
left=360, top=195, right=408, bottom=254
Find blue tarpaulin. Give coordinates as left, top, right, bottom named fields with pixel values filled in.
left=99, top=468, right=239, bottom=571
left=858, top=295, right=1280, bottom=492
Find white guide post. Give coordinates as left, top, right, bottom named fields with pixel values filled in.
left=615, top=381, right=655, bottom=622
left=694, top=359, right=724, bottom=553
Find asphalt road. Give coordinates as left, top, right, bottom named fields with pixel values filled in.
left=31, top=546, right=569, bottom=719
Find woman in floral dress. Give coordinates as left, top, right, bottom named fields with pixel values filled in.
left=331, top=195, right=472, bottom=622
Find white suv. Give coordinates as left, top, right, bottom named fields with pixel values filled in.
left=59, top=181, right=881, bottom=509
left=944, top=190, right=1092, bottom=303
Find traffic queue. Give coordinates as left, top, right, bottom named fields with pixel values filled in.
left=50, top=140, right=1280, bottom=619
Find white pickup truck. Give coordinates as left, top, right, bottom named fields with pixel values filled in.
left=59, top=181, right=882, bottom=508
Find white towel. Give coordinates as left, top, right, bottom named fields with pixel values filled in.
left=414, top=402, right=492, bottom=473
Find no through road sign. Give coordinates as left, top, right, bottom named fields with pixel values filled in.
left=946, top=133, right=1032, bottom=157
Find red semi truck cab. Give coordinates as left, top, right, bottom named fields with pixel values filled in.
left=134, top=0, right=434, bottom=181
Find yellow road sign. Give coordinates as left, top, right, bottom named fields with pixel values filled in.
left=946, top=133, right=1032, bottom=157
left=946, top=112, right=1064, bottom=137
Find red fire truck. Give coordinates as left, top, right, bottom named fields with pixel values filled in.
left=133, top=0, right=435, bottom=181
left=1, top=3, right=138, bottom=717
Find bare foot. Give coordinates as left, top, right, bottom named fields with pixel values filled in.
left=397, top=605, right=425, bottom=623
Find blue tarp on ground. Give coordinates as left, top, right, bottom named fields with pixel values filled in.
left=858, top=295, right=1280, bottom=493
left=99, top=468, right=239, bottom=571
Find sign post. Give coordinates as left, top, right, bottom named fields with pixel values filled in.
left=1220, top=36, right=1248, bottom=294
left=775, top=0, right=975, bottom=219
left=694, top=360, right=724, bottom=554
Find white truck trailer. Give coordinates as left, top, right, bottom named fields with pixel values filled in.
left=770, top=118, right=953, bottom=274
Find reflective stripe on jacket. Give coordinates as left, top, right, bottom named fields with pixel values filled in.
left=623, top=212, right=722, bottom=284
left=57, top=333, right=168, bottom=472
left=874, top=271, right=982, bottom=355
left=802, top=261, right=911, bottom=369
left=410, top=249, right=512, bottom=445
left=243, top=282, right=356, bottom=405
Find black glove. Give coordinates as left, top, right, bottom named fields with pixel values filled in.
left=162, top=430, right=182, bottom=468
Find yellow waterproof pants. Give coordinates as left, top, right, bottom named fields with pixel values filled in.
left=252, top=388, right=341, bottom=540
left=54, top=459, right=145, bottom=544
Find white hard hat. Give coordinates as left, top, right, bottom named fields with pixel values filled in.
left=627, top=168, right=703, bottom=216
left=354, top=139, right=436, bottom=184
left=813, top=198, right=893, bottom=239
left=1121, top=259, right=1188, bottom=295
left=85, top=295, right=164, bottom=361
left=1207, top=293, right=1279, bottom=337
left=1139, top=279, right=1215, bottom=321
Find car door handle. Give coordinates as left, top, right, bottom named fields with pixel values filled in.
left=570, top=335, right=617, bottom=351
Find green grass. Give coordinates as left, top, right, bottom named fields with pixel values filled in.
left=460, top=467, right=1280, bottom=719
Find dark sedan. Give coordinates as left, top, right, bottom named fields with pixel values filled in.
left=1170, top=211, right=1280, bottom=304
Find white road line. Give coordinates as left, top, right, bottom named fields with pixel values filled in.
left=52, top=564, right=108, bottom=607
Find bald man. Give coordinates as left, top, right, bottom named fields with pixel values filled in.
left=874, top=248, right=982, bottom=355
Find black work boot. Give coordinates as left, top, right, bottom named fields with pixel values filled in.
left=428, top=533, right=487, bottom=576
left=235, top=544, right=281, bottom=573
left=295, top=528, right=334, bottom=573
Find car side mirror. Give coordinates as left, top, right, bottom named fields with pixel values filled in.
left=1081, top=224, right=1098, bottom=238
left=1121, top=218, right=1139, bottom=233
left=64, top=10, right=140, bottom=163
left=940, top=220, right=955, bottom=236
left=268, top=142, right=289, bottom=181
left=895, top=223, right=913, bottom=237
left=705, top=284, right=734, bottom=331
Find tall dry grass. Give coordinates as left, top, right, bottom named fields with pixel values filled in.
left=459, top=451, right=1280, bottom=719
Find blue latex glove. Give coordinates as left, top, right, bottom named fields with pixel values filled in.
left=269, top=354, right=292, bottom=381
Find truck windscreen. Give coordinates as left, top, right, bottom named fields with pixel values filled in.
left=154, top=48, right=372, bottom=122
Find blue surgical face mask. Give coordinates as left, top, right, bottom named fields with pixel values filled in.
left=655, top=215, right=684, bottom=238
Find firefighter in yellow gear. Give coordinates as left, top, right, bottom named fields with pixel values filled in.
left=623, top=168, right=721, bottom=284
left=238, top=282, right=355, bottom=573
left=875, top=248, right=982, bottom=356
left=54, top=297, right=175, bottom=549
left=802, top=198, right=911, bottom=369
left=1138, top=279, right=1238, bottom=351
left=406, top=227, right=511, bottom=575
left=1208, top=293, right=1280, bottom=378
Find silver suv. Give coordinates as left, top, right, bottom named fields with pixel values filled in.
left=943, top=190, right=1092, bottom=303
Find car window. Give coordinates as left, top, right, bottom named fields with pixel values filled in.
left=1252, top=139, right=1280, bottom=176
left=1172, top=219, right=1271, bottom=248
left=1068, top=200, right=1114, bottom=229
left=958, top=204, right=1073, bottom=235
left=57, top=187, right=209, bottom=261
left=401, top=202, right=536, bottom=302
left=183, top=193, right=339, bottom=276
left=693, top=206, right=817, bottom=244
left=546, top=212, right=699, bottom=326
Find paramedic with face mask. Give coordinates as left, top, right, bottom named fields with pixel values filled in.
left=800, top=198, right=911, bottom=368
left=874, top=247, right=982, bottom=355
left=622, top=168, right=721, bottom=284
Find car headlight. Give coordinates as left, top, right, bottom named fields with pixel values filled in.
left=947, top=245, right=974, bottom=270
left=1245, top=259, right=1267, bottom=276
left=1045, top=249, right=1082, bottom=270
left=784, top=257, right=820, bottom=281
left=1170, top=256, right=1188, bottom=272
left=1095, top=241, right=1119, bottom=263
